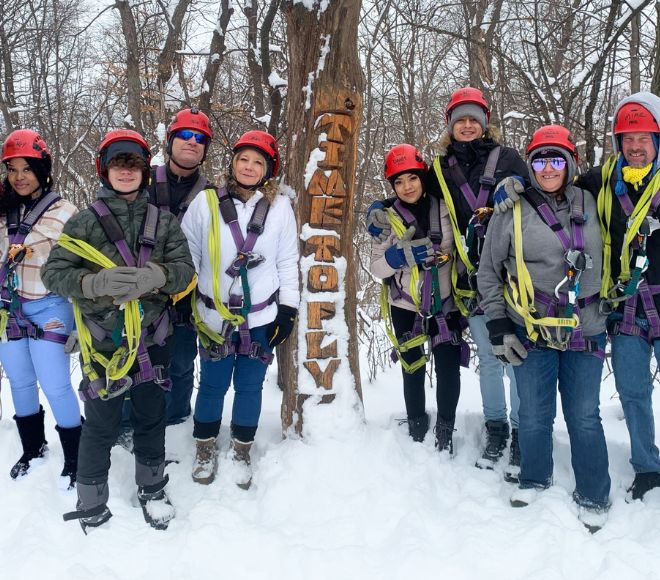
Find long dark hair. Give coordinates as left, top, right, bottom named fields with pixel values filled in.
left=1, top=157, right=53, bottom=214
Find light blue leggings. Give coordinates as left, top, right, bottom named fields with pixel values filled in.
left=0, top=294, right=80, bottom=427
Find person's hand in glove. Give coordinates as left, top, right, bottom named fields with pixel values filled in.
left=492, top=176, right=525, bottom=215
left=111, top=262, right=167, bottom=305
left=486, top=317, right=528, bottom=366
left=63, top=330, right=79, bottom=354
left=266, top=305, right=298, bottom=347
left=81, top=266, right=139, bottom=299
left=366, top=200, right=392, bottom=242
left=384, top=226, right=433, bottom=270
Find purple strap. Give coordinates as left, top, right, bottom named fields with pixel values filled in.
left=447, top=149, right=500, bottom=211
left=615, top=184, right=660, bottom=218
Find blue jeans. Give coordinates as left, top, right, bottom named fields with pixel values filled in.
left=469, top=314, right=520, bottom=428
left=610, top=324, right=660, bottom=473
left=0, top=294, right=80, bottom=427
left=513, top=331, right=610, bottom=508
left=164, top=323, right=198, bottom=425
left=193, top=325, right=272, bottom=428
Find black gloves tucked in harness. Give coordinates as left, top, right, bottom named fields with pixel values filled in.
left=267, top=304, right=298, bottom=347
left=486, top=317, right=528, bottom=366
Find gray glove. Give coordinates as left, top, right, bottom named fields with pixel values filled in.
left=112, top=262, right=167, bottom=305
left=366, top=207, right=392, bottom=242
left=81, top=266, right=139, bottom=299
left=492, top=334, right=528, bottom=366
left=492, top=176, right=525, bottom=215
left=384, top=226, right=434, bottom=269
left=63, top=330, right=79, bottom=354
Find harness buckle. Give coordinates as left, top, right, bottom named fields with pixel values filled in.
left=598, top=299, right=614, bottom=316
left=8, top=244, right=32, bottom=264
left=137, top=234, right=156, bottom=248
left=479, top=176, right=497, bottom=187
left=99, top=376, right=133, bottom=401
left=25, top=325, right=44, bottom=340
left=247, top=222, right=265, bottom=235
left=208, top=342, right=232, bottom=361
left=152, top=365, right=169, bottom=385
left=249, top=341, right=265, bottom=360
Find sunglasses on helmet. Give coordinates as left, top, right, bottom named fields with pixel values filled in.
left=531, top=157, right=567, bottom=172
left=174, top=129, right=209, bottom=145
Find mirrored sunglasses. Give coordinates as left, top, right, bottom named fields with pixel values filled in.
left=531, top=157, right=567, bottom=171
left=174, top=129, right=208, bottom=145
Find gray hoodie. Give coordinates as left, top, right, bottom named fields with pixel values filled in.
left=478, top=183, right=606, bottom=338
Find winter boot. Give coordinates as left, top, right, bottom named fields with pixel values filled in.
left=577, top=504, right=608, bottom=533
left=510, top=486, right=543, bottom=508
left=56, top=420, right=83, bottom=490
left=136, top=460, right=175, bottom=529
left=407, top=414, right=429, bottom=443
left=192, top=437, right=218, bottom=485
left=137, top=475, right=175, bottom=530
left=504, top=428, right=521, bottom=483
left=63, top=481, right=112, bottom=534
left=476, top=420, right=509, bottom=469
left=434, top=418, right=454, bottom=455
left=230, top=438, right=254, bottom=490
left=10, top=407, right=48, bottom=479
left=627, top=471, right=660, bottom=501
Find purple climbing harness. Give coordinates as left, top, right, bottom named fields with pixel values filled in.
left=78, top=199, right=171, bottom=401
left=197, top=187, right=275, bottom=365
left=154, top=164, right=208, bottom=222
left=0, top=191, right=69, bottom=345
left=386, top=196, right=470, bottom=368
left=521, top=187, right=602, bottom=357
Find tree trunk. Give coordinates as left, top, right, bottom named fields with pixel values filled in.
left=280, top=0, right=364, bottom=434
left=630, top=11, right=641, bottom=94
left=651, top=3, right=660, bottom=96
left=114, top=0, right=143, bottom=133
left=199, top=0, right=233, bottom=114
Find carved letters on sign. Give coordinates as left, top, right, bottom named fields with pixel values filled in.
left=302, top=106, right=355, bottom=393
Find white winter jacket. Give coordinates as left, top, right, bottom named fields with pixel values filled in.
left=181, top=188, right=300, bottom=332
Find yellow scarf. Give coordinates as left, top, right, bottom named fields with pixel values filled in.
left=622, top=163, right=653, bottom=190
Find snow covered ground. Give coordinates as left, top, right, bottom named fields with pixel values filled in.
left=1, top=353, right=660, bottom=580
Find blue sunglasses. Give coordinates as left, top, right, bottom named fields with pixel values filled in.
left=174, top=129, right=209, bottom=145
left=531, top=157, right=567, bottom=171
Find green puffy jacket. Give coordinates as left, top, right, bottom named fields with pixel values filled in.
left=41, top=189, right=195, bottom=353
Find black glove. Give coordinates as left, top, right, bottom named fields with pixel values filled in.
left=267, top=305, right=297, bottom=347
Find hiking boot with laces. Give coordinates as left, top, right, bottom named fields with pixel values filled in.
left=504, top=427, right=521, bottom=483
left=192, top=437, right=218, bottom=485
left=434, top=419, right=454, bottom=455
left=476, top=420, right=509, bottom=469
left=230, top=438, right=253, bottom=490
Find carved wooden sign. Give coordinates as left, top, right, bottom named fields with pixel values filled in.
left=297, top=95, right=358, bottom=399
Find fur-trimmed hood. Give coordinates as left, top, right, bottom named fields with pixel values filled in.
left=433, top=124, right=502, bottom=157
left=215, top=171, right=279, bottom=204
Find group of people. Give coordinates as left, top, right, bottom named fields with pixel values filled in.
left=4, top=87, right=660, bottom=535
left=1, top=109, right=299, bottom=532
left=367, top=88, right=660, bottom=533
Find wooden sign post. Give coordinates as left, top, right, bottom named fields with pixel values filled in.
left=280, top=0, right=364, bottom=433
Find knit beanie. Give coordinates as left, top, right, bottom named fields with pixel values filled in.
left=448, top=103, right=488, bottom=134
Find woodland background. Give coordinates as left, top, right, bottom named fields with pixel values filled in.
left=1, top=0, right=658, bottom=379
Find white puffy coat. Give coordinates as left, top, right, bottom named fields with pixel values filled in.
left=181, top=188, right=300, bottom=332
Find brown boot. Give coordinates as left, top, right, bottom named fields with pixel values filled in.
left=230, top=438, right=253, bottom=490
left=192, top=438, right=218, bottom=485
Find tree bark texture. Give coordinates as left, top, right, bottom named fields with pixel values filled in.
left=280, top=0, right=365, bottom=434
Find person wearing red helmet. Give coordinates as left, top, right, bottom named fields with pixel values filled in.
left=575, top=92, right=660, bottom=502
left=0, top=129, right=82, bottom=489
left=112, top=108, right=215, bottom=440
left=423, top=87, right=528, bottom=474
left=181, top=128, right=298, bottom=488
left=369, top=144, right=467, bottom=450
left=42, top=129, right=194, bottom=531
left=478, top=125, right=611, bottom=531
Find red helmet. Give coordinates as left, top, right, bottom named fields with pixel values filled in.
left=614, top=102, right=660, bottom=134
left=167, top=107, right=213, bottom=140
left=96, top=129, right=151, bottom=187
left=233, top=130, right=280, bottom=179
left=526, top=125, right=578, bottom=161
left=384, top=144, right=427, bottom=180
left=2, top=129, right=51, bottom=163
left=445, top=87, right=490, bottom=124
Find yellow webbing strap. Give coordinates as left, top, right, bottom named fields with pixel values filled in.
left=378, top=207, right=427, bottom=373
left=504, top=200, right=579, bottom=343
left=597, top=155, right=660, bottom=297
left=191, top=189, right=246, bottom=348
left=171, top=273, right=197, bottom=305
left=0, top=309, right=8, bottom=341
left=432, top=157, right=476, bottom=316
left=57, top=234, right=141, bottom=384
